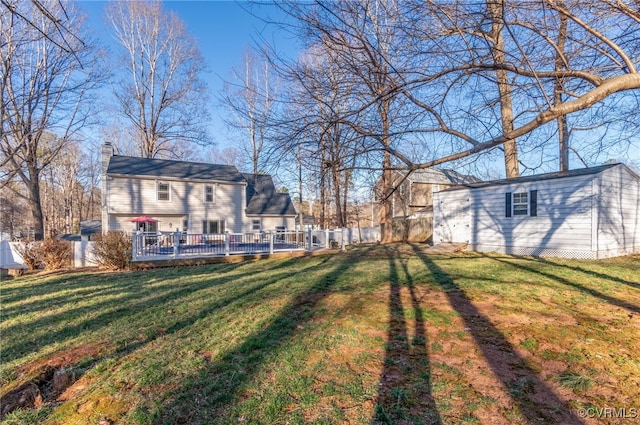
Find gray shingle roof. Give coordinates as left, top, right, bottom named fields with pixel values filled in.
left=107, top=155, right=246, bottom=183
left=243, top=173, right=297, bottom=216
left=405, top=168, right=480, bottom=184
left=442, top=163, right=622, bottom=191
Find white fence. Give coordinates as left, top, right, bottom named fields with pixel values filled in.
left=0, top=240, right=99, bottom=269
left=1, top=226, right=383, bottom=269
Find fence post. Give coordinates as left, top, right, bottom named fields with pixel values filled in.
left=173, top=228, right=180, bottom=259
left=225, top=233, right=230, bottom=256
left=269, top=232, right=274, bottom=254
left=341, top=228, right=346, bottom=251
left=325, top=228, right=329, bottom=249
left=132, top=230, right=138, bottom=261
left=307, top=228, right=312, bottom=252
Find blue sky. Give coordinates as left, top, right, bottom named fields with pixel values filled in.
left=76, top=1, right=638, bottom=173
left=77, top=0, right=297, bottom=150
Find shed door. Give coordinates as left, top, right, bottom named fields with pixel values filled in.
left=437, top=197, right=470, bottom=243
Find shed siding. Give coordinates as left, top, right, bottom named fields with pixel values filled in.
left=596, top=167, right=640, bottom=258
left=435, top=174, right=599, bottom=258
left=433, top=190, right=472, bottom=243
left=470, top=176, right=595, bottom=257
left=106, top=177, right=246, bottom=233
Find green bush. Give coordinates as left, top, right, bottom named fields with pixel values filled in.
left=91, top=231, right=132, bottom=270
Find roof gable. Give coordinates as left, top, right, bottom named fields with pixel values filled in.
left=242, top=173, right=297, bottom=216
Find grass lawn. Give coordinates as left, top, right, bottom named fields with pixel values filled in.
left=1, top=245, right=639, bottom=425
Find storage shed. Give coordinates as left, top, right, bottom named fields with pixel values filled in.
left=433, top=163, right=640, bottom=259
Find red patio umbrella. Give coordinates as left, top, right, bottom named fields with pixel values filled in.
left=130, top=215, right=159, bottom=223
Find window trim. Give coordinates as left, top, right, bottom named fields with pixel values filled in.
left=157, top=181, right=170, bottom=201
left=202, top=219, right=225, bottom=234
left=513, top=192, right=528, bottom=216
left=204, top=184, right=215, bottom=203
left=506, top=190, right=538, bottom=217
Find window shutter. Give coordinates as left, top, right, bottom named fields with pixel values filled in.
left=505, top=192, right=512, bottom=217
left=530, top=190, right=538, bottom=217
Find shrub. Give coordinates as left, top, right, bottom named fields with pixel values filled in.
left=91, top=231, right=132, bottom=270
left=13, top=240, right=43, bottom=270
left=40, top=238, right=72, bottom=270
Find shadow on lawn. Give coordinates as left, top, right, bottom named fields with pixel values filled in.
left=535, top=257, right=640, bottom=291
left=371, top=246, right=441, bottom=424
left=411, top=245, right=585, bottom=425
left=487, top=255, right=640, bottom=315
left=150, top=249, right=370, bottom=425
left=1, top=257, right=317, bottom=365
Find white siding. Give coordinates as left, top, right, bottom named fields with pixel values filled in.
left=435, top=173, right=601, bottom=258
left=249, top=216, right=295, bottom=232
left=596, top=166, right=640, bottom=258
left=105, top=177, right=246, bottom=233
left=433, top=190, right=472, bottom=243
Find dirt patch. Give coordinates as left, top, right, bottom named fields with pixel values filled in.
left=13, top=343, right=109, bottom=380
left=2, top=343, right=110, bottom=418
left=1, top=366, right=55, bottom=417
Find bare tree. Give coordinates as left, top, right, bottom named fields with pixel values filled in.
left=1, top=1, right=102, bottom=240
left=1, top=0, right=84, bottom=60
left=277, top=0, right=415, bottom=239
left=202, top=145, right=243, bottom=168
left=107, top=1, right=210, bottom=159
left=393, top=0, right=640, bottom=171
left=41, top=141, right=98, bottom=235
left=221, top=47, right=277, bottom=174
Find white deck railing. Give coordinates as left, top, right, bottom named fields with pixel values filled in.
left=132, top=229, right=347, bottom=261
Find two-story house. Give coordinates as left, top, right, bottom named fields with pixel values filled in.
left=101, top=143, right=296, bottom=234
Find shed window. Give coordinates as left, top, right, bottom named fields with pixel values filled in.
left=157, top=182, right=170, bottom=201
left=204, top=185, right=215, bottom=203
left=513, top=192, right=528, bottom=215
left=506, top=190, right=538, bottom=217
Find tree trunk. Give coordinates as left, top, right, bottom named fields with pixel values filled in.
left=26, top=171, right=44, bottom=240
left=380, top=96, right=394, bottom=242
left=555, top=12, right=570, bottom=171
left=488, top=0, right=520, bottom=178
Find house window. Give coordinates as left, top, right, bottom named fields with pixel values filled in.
left=513, top=192, right=528, bottom=215
left=202, top=220, right=225, bottom=234
left=157, top=182, right=170, bottom=201
left=252, top=219, right=261, bottom=232
left=182, top=219, right=188, bottom=232
left=205, top=185, right=215, bottom=203
left=275, top=225, right=286, bottom=232
left=506, top=190, right=538, bottom=217
left=137, top=221, right=158, bottom=233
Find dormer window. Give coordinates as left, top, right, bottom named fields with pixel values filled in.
left=157, top=182, right=170, bottom=201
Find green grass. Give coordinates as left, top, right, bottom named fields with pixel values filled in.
left=1, top=245, right=639, bottom=424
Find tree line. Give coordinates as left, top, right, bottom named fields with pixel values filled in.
left=2, top=0, right=639, bottom=241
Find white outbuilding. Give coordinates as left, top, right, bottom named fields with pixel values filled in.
left=433, top=163, right=640, bottom=259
